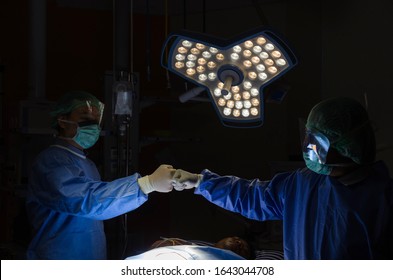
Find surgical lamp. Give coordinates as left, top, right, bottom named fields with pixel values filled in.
left=161, top=28, right=297, bottom=128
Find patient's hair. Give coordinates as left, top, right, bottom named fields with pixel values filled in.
left=214, top=236, right=251, bottom=259
left=150, top=238, right=191, bottom=249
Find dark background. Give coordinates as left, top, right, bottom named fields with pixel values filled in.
left=1, top=0, right=392, bottom=259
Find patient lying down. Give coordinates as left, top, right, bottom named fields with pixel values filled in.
left=125, top=236, right=251, bottom=260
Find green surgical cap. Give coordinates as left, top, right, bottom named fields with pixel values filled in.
left=306, top=97, right=375, bottom=164
left=50, top=91, right=103, bottom=128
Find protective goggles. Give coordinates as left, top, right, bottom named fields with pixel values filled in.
left=302, top=129, right=330, bottom=164
left=77, top=120, right=100, bottom=127
left=58, top=119, right=101, bottom=128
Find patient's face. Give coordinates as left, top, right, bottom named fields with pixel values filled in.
left=215, top=236, right=251, bottom=259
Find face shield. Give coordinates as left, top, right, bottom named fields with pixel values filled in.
left=51, top=91, right=105, bottom=129
left=299, top=118, right=331, bottom=165
left=302, top=129, right=330, bottom=165
left=81, top=99, right=105, bottom=127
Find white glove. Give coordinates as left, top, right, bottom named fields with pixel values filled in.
left=138, top=164, right=176, bottom=194
left=172, top=169, right=203, bottom=191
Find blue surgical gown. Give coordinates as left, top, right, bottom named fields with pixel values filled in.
left=195, top=161, right=393, bottom=259
left=26, top=139, right=148, bottom=260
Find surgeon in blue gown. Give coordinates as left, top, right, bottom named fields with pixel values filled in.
left=172, top=97, right=393, bottom=260
left=26, top=91, right=176, bottom=260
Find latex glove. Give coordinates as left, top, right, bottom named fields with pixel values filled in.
left=172, top=169, right=203, bottom=191
left=138, top=164, right=176, bottom=194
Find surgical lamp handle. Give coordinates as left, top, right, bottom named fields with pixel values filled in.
left=221, top=76, right=233, bottom=96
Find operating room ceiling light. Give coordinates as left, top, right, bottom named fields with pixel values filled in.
left=162, top=28, right=297, bottom=128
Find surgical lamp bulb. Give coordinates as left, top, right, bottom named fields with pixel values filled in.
left=276, top=58, right=287, bottom=66
left=187, top=54, right=197, bottom=61
left=268, top=66, right=278, bottom=74
left=260, top=52, right=269, bottom=59
left=264, top=59, right=274, bottom=66
left=207, top=61, right=217, bottom=69
left=186, top=68, right=196, bottom=75
left=251, top=56, right=260, bottom=64
left=226, top=100, right=235, bottom=108
left=251, top=98, right=260, bottom=106
left=243, top=81, right=252, bottom=89
left=242, top=91, right=251, bottom=99
left=197, top=66, right=205, bottom=73
left=233, top=45, right=242, bottom=53
left=234, top=93, right=241, bottom=101
left=242, top=109, right=250, bottom=117
left=178, top=47, right=188, bottom=54
left=223, top=107, right=232, bottom=116
left=176, top=54, right=185, bottom=61
left=214, top=88, right=222, bottom=97
left=191, top=48, right=200, bottom=55
left=257, top=37, right=266, bottom=45
left=256, top=64, right=266, bottom=72
left=198, top=58, right=207, bottom=65
left=217, top=82, right=224, bottom=89
left=232, top=86, right=240, bottom=93
left=186, top=61, right=195, bottom=68
left=244, top=100, right=252, bottom=108
left=233, top=109, right=240, bottom=117
left=182, top=40, right=193, bottom=47
left=272, top=50, right=281, bottom=58
left=196, top=43, right=206, bottom=50
left=243, top=50, right=252, bottom=58
left=258, top=72, right=267, bottom=80
left=202, top=51, right=212, bottom=59
left=243, top=60, right=252, bottom=68
left=218, top=98, right=226, bottom=106
left=209, top=47, right=218, bottom=54
left=175, top=62, right=184, bottom=69
left=231, top=53, right=240, bottom=60
left=198, top=74, right=207, bottom=81
left=265, top=43, right=275, bottom=51
left=250, top=88, right=259, bottom=96
left=235, top=101, right=243, bottom=109
left=216, top=53, right=225, bottom=61
left=253, top=45, right=262, bottom=53
left=248, top=71, right=257, bottom=80
left=208, top=72, right=217, bottom=81
left=251, top=107, right=259, bottom=116
left=244, top=40, right=253, bottom=48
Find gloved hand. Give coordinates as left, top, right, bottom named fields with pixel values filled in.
left=138, top=164, right=176, bottom=194
left=172, top=169, right=203, bottom=191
